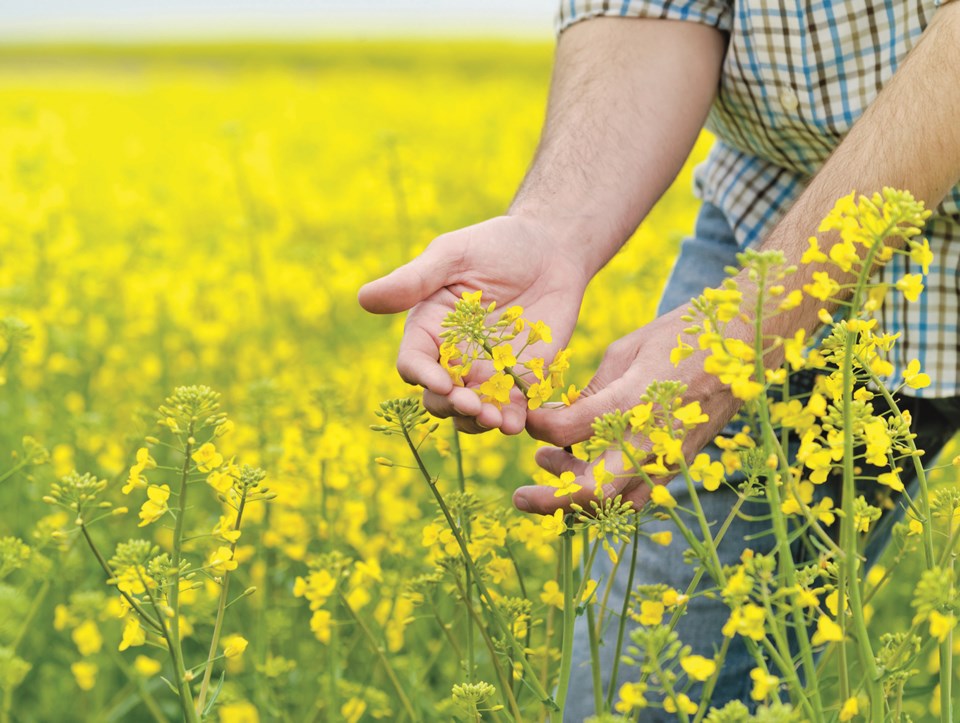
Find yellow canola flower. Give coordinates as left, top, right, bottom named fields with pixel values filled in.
left=801, top=236, right=828, bottom=264
left=223, top=633, right=249, bottom=658
left=561, top=384, right=580, bottom=405
left=904, top=359, right=931, bottom=389
left=670, top=335, right=694, bottom=366
left=680, top=654, right=716, bottom=682
left=614, top=681, right=648, bottom=713
left=491, top=343, right=516, bottom=371
left=526, top=379, right=553, bottom=410
left=688, top=453, right=724, bottom=492
left=839, top=696, right=860, bottom=721
left=803, top=271, right=841, bottom=301
left=649, top=530, right=672, bottom=546
left=750, top=668, right=780, bottom=701
left=133, top=655, right=162, bottom=677
left=722, top=603, right=765, bottom=641
left=541, top=509, right=567, bottom=537
left=896, top=273, right=924, bottom=302
left=478, top=371, right=514, bottom=409
left=828, top=238, right=859, bottom=273
left=119, top=616, right=146, bottom=651
left=650, top=485, right=677, bottom=509
left=137, top=484, right=170, bottom=527
left=909, top=237, right=933, bottom=274
left=192, top=442, right=223, bottom=473
left=341, top=698, right=367, bottom=723
left=71, top=661, right=98, bottom=691
left=72, top=620, right=103, bottom=657
left=208, top=545, right=239, bottom=575
left=929, top=610, right=957, bottom=643
left=219, top=701, right=261, bottom=723
left=553, top=471, right=581, bottom=498
left=812, top=614, right=844, bottom=645
left=540, top=580, right=564, bottom=610
left=527, top=320, right=552, bottom=344
left=637, top=600, right=664, bottom=626
left=674, top=400, right=708, bottom=427
left=663, top=693, right=697, bottom=716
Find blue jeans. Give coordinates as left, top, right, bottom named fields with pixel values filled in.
left=564, top=203, right=960, bottom=721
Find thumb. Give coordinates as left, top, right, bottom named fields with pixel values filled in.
left=526, top=374, right=634, bottom=448
left=358, top=242, right=460, bottom=314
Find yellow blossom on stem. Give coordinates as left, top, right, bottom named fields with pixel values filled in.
left=541, top=509, right=567, bottom=537
left=491, top=343, right=516, bottom=371
left=688, top=453, right=724, bottom=492
left=649, top=531, right=672, bottom=546
left=839, top=696, right=860, bottom=721
left=896, top=273, right=924, bottom=302
left=137, top=484, right=170, bottom=527
left=208, top=545, right=239, bottom=575
left=527, top=320, right=552, bottom=344
left=750, top=668, right=780, bottom=701
left=614, top=682, right=648, bottom=713
left=191, top=442, right=223, bottom=473
left=553, top=471, right=581, bottom=498
left=663, top=693, right=697, bottom=716
left=903, top=359, right=931, bottom=389
left=119, top=616, right=146, bottom=651
left=478, top=371, right=514, bottom=409
left=680, top=654, right=717, bottom=682
left=637, top=600, right=664, bottom=626
left=526, top=379, right=553, bottom=410
left=650, top=485, right=676, bottom=509
left=71, top=661, right=98, bottom=691
left=929, top=610, right=957, bottom=643
left=812, top=614, right=844, bottom=645
left=540, top=580, right=564, bottom=610
left=223, top=633, right=249, bottom=658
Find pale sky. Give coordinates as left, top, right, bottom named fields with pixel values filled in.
left=0, top=0, right=559, bottom=40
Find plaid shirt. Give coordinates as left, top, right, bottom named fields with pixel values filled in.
left=558, top=0, right=960, bottom=397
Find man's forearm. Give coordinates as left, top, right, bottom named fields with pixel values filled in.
left=509, top=18, right=726, bottom=278
left=743, top=2, right=960, bottom=347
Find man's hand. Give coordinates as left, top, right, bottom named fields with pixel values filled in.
left=358, top=215, right=589, bottom=434
left=514, top=306, right=740, bottom=514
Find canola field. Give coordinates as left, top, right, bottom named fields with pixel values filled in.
left=0, top=42, right=951, bottom=722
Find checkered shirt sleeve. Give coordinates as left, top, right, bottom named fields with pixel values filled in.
left=557, top=0, right=733, bottom=35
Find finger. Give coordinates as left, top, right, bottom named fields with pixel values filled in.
left=534, top=446, right=587, bottom=478
left=397, top=323, right=453, bottom=395
left=358, top=240, right=461, bottom=314
left=526, top=374, right=636, bottom=448
left=512, top=477, right=597, bottom=515
left=423, top=388, right=483, bottom=419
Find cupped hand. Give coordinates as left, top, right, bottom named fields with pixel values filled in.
left=514, top=307, right=742, bottom=514
left=358, top=215, right=588, bottom=434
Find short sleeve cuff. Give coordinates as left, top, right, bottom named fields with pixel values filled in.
left=557, top=0, right=734, bottom=36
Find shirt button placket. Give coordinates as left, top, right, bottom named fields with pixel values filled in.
left=779, top=87, right=800, bottom=113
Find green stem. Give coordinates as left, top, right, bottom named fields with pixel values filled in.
left=583, top=531, right=603, bottom=716
left=606, top=522, right=640, bottom=711
left=195, top=491, right=248, bottom=715
left=401, top=426, right=557, bottom=711
left=552, top=532, right=575, bottom=723
left=452, top=574, right=524, bottom=723
left=840, top=334, right=883, bottom=720
left=750, top=262, right=823, bottom=721
left=451, top=424, right=476, bottom=684
left=339, top=591, right=421, bottom=723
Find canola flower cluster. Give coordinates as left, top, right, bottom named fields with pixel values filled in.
left=2, top=41, right=958, bottom=723
left=439, top=290, right=575, bottom=410
left=0, top=42, right=701, bottom=722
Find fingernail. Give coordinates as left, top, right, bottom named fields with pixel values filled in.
left=477, top=421, right=491, bottom=430
left=514, top=496, right=531, bottom=513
